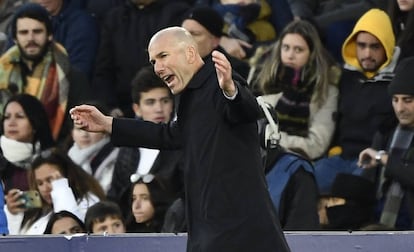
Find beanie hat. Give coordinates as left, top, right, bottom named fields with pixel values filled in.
left=330, top=173, right=376, bottom=205
left=185, top=6, right=224, bottom=38
left=11, top=3, right=52, bottom=38
left=388, top=57, right=414, bottom=96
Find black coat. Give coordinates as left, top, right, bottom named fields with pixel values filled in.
left=111, top=59, right=290, bottom=251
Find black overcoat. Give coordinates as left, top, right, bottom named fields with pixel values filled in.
left=111, top=59, right=290, bottom=252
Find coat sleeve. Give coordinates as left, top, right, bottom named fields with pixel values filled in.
left=279, top=85, right=338, bottom=159
left=221, top=79, right=262, bottom=124
left=111, top=118, right=181, bottom=150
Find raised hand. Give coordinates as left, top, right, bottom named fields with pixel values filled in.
left=212, top=50, right=236, bottom=97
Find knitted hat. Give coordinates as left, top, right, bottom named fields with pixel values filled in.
left=185, top=6, right=224, bottom=37
left=11, top=3, right=53, bottom=38
left=330, top=173, right=376, bottom=205
left=389, top=57, right=414, bottom=96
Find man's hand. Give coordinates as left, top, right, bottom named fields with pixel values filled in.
left=358, top=148, right=387, bottom=169
left=212, top=50, right=236, bottom=97
left=70, top=105, right=113, bottom=133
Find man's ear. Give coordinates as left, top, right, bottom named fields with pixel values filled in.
left=186, top=45, right=197, bottom=64
left=48, top=34, right=53, bottom=42
left=132, top=103, right=142, bottom=117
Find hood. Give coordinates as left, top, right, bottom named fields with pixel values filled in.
left=342, top=9, right=395, bottom=78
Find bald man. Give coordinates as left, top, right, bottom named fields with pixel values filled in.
left=70, top=27, right=290, bottom=252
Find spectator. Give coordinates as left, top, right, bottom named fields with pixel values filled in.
left=314, top=9, right=400, bottom=194
left=126, top=175, right=174, bottom=233
left=31, top=0, right=99, bottom=78
left=0, top=94, right=55, bottom=193
left=67, top=102, right=119, bottom=194
left=92, top=0, right=190, bottom=118
left=388, top=0, right=414, bottom=60
left=4, top=148, right=105, bottom=234
left=318, top=173, right=376, bottom=230
left=84, top=200, right=126, bottom=234
left=195, top=0, right=294, bottom=60
left=182, top=6, right=250, bottom=79
left=253, top=20, right=340, bottom=160
left=107, top=66, right=183, bottom=220
left=43, top=210, right=85, bottom=234
left=358, top=57, right=414, bottom=230
left=0, top=3, right=91, bottom=143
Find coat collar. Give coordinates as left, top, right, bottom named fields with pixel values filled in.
left=186, top=56, right=215, bottom=90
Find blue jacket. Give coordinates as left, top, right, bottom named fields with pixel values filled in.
left=0, top=183, right=8, bottom=235
left=51, top=0, right=99, bottom=78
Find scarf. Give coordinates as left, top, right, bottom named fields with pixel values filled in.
left=68, top=137, right=110, bottom=175
left=379, top=125, right=414, bottom=227
left=275, top=67, right=315, bottom=137
left=0, top=42, right=70, bottom=140
left=0, top=135, right=39, bottom=168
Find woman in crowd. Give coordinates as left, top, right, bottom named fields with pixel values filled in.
left=0, top=93, right=55, bottom=192
left=252, top=19, right=341, bottom=160
left=44, top=210, right=85, bottom=234
left=5, top=148, right=105, bottom=234
left=388, top=0, right=414, bottom=60
left=126, top=174, right=174, bottom=233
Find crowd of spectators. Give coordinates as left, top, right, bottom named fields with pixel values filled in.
left=1, top=0, right=414, bottom=237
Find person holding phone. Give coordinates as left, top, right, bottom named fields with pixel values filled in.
left=4, top=148, right=105, bottom=235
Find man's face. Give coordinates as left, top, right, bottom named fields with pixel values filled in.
left=393, top=94, right=414, bottom=128
left=356, top=32, right=386, bottom=73
left=14, top=17, right=51, bottom=62
left=133, top=87, right=173, bottom=123
left=148, top=34, right=194, bottom=95
left=32, top=0, right=63, bottom=16
left=182, top=19, right=219, bottom=58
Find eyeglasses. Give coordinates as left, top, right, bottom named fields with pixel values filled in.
left=130, top=173, right=155, bottom=184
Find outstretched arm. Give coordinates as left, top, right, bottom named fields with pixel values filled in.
left=70, top=105, right=113, bottom=133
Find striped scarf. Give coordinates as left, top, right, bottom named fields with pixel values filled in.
left=275, top=68, right=315, bottom=137
left=0, top=42, right=69, bottom=140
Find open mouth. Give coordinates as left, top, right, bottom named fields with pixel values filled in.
left=162, top=75, right=174, bottom=84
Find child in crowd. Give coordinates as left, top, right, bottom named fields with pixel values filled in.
left=84, top=201, right=126, bottom=234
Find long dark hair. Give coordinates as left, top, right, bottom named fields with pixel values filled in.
left=126, top=177, right=174, bottom=233
left=1, top=94, right=55, bottom=151
left=22, top=148, right=105, bottom=229
left=43, top=210, right=86, bottom=234
left=388, top=0, right=414, bottom=53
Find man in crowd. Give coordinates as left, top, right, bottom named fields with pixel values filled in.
left=314, top=8, right=400, bottom=194
left=0, top=3, right=90, bottom=142
left=358, top=57, right=414, bottom=230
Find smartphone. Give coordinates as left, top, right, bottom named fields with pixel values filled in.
left=19, top=190, right=42, bottom=208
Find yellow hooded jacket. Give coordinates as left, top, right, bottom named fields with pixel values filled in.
left=342, top=9, right=395, bottom=78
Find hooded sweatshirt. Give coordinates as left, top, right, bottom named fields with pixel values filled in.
left=342, top=9, right=395, bottom=78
